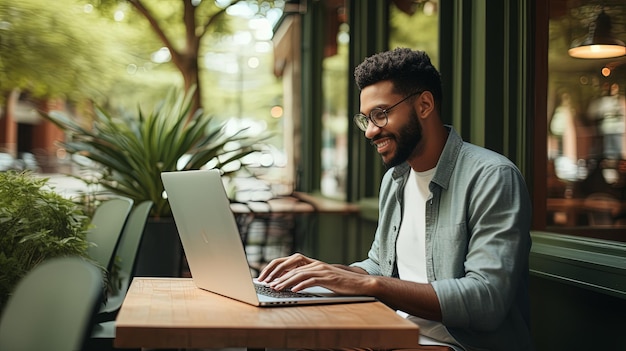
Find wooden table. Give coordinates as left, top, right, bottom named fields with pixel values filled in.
left=547, top=197, right=626, bottom=226
left=114, top=277, right=420, bottom=350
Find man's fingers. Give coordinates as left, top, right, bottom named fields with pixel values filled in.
left=259, top=253, right=312, bottom=282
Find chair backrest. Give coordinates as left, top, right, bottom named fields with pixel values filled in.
left=98, top=201, right=153, bottom=319
left=0, top=257, right=103, bottom=351
left=87, top=197, right=133, bottom=270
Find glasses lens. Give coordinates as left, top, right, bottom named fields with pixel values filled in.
left=354, top=114, right=368, bottom=131
left=370, top=108, right=387, bottom=127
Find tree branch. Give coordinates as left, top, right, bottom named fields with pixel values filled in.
left=126, top=0, right=180, bottom=59
left=199, top=0, right=244, bottom=38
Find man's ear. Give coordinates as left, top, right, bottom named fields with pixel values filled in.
left=417, top=91, right=435, bottom=119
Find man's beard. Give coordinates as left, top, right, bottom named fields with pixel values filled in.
left=383, top=109, right=422, bottom=169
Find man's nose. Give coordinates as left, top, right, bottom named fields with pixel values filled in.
left=364, top=120, right=380, bottom=139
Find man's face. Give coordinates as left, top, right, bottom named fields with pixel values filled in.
left=360, top=82, right=422, bottom=168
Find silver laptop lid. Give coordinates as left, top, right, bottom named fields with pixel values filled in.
left=161, top=169, right=260, bottom=305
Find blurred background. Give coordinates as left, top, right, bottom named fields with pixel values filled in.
left=0, top=0, right=437, bottom=201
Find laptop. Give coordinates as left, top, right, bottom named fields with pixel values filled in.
left=161, top=169, right=376, bottom=307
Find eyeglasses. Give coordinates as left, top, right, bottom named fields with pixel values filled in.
left=353, top=91, right=423, bottom=132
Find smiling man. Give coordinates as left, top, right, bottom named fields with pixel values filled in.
left=259, top=48, right=533, bottom=351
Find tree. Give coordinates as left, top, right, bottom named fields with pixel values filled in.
left=92, top=0, right=279, bottom=113
left=0, top=0, right=118, bottom=106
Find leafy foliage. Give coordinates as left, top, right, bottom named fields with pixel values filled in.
left=0, top=0, right=119, bottom=104
left=90, top=0, right=241, bottom=111
left=90, top=0, right=282, bottom=112
left=43, top=88, right=268, bottom=218
left=0, top=171, right=92, bottom=311
left=389, top=5, right=439, bottom=65
left=0, top=0, right=179, bottom=109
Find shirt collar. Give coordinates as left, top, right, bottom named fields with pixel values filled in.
left=390, top=125, right=463, bottom=191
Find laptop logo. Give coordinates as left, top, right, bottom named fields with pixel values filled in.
left=201, top=229, right=210, bottom=244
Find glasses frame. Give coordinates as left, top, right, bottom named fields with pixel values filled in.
left=353, top=91, right=423, bottom=132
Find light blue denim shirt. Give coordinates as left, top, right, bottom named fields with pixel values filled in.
left=351, top=126, right=532, bottom=351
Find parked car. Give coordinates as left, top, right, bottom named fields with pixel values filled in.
left=0, top=152, right=40, bottom=172
left=0, top=153, right=16, bottom=172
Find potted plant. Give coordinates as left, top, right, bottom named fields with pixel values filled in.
left=42, top=88, right=268, bottom=276
left=0, top=171, right=93, bottom=312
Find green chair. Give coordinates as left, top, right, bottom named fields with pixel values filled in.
left=0, top=257, right=103, bottom=351
left=87, top=197, right=134, bottom=271
left=85, top=201, right=153, bottom=351
left=96, top=200, right=153, bottom=322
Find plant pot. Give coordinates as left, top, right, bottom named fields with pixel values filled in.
left=134, top=217, right=184, bottom=277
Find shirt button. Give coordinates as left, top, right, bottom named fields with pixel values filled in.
left=393, top=226, right=397, bottom=232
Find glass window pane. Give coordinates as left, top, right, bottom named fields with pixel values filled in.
left=547, top=1, right=626, bottom=232
left=321, top=21, right=350, bottom=198
left=390, top=1, right=439, bottom=64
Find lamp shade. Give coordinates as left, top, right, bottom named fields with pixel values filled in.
left=568, top=9, right=626, bottom=59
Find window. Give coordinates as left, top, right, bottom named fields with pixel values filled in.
left=389, top=1, right=439, bottom=63
left=546, top=1, right=626, bottom=241
left=321, top=20, right=350, bottom=198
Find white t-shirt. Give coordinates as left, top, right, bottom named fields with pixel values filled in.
left=396, top=168, right=432, bottom=283
left=396, top=168, right=464, bottom=351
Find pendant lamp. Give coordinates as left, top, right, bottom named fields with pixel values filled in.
left=568, top=9, right=626, bottom=59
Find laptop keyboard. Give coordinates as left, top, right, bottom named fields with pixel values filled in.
left=255, top=283, right=317, bottom=299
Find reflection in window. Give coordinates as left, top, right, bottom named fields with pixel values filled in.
left=547, top=1, right=626, bottom=230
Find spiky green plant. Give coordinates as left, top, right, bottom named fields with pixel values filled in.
left=0, top=171, right=92, bottom=311
left=43, top=88, right=267, bottom=218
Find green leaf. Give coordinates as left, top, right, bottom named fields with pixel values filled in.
left=0, top=171, right=92, bottom=311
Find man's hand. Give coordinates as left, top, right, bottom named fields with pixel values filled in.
left=257, top=253, right=371, bottom=295
left=258, top=253, right=441, bottom=321
left=257, top=253, right=316, bottom=283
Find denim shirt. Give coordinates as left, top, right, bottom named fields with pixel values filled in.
left=351, top=126, right=533, bottom=351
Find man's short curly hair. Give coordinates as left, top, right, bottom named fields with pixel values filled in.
left=354, top=48, right=442, bottom=111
